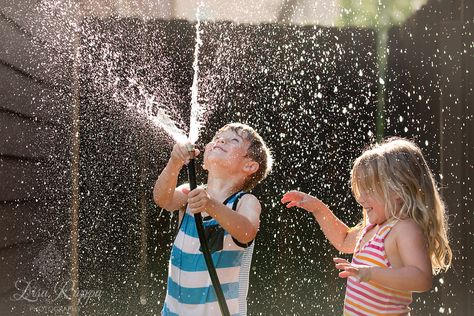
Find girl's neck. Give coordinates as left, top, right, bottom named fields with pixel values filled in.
left=375, top=217, right=398, bottom=228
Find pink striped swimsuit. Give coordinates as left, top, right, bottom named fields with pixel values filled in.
left=344, top=221, right=413, bottom=316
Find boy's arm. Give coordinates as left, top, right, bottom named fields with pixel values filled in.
left=187, top=189, right=260, bottom=244
left=153, top=143, right=198, bottom=212
left=282, top=191, right=360, bottom=253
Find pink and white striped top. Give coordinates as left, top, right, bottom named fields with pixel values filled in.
left=344, top=221, right=413, bottom=316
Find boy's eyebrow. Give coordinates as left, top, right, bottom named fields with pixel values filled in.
left=214, top=130, right=246, bottom=141
left=233, top=133, right=245, bottom=140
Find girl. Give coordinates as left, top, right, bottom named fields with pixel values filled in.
left=281, top=137, right=452, bottom=315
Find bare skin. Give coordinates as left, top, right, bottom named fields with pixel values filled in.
left=282, top=190, right=433, bottom=292
left=154, top=129, right=261, bottom=244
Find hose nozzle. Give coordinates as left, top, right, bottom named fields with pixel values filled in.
left=186, top=143, right=195, bottom=159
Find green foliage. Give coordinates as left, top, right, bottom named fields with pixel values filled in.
left=338, top=0, right=428, bottom=28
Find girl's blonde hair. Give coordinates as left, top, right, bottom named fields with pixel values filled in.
left=350, top=137, right=452, bottom=274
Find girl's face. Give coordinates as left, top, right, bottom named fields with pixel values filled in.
left=356, top=189, right=389, bottom=225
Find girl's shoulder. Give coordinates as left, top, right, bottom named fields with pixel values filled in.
left=389, top=218, right=425, bottom=240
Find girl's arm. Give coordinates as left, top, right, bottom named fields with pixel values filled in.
left=282, top=191, right=361, bottom=253
left=335, top=220, right=433, bottom=292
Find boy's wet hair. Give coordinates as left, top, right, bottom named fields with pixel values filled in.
left=215, top=123, right=273, bottom=191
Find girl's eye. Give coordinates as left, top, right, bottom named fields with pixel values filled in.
left=231, top=138, right=239, bottom=143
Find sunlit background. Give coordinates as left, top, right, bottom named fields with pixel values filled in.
left=0, top=0, right=472, bottom=315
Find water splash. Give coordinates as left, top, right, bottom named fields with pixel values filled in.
left=121, top=77, right=188, bottom=143
left=97, top=3, right=207, bottom=145
left=89, top=39, right=189, bottom=143
left=189, top=3, right=205, bottom=144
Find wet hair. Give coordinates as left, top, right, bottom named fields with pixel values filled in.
left=214, top=123, right=273, bottom=191
left=350, top=137, right=452, bottom=274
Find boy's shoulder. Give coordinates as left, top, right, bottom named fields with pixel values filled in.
left=238, top=192, right=260, bottom=203
left=234, top=193, right=261, bottom=212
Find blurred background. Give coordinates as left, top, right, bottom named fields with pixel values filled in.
left=0, top=0, right=472, bottom=315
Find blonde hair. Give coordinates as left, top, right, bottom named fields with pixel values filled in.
left=350, top=137, right=452, bottom=274
left=214, top=123, right=273, bottom=191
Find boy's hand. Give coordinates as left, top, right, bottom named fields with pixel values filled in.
left=170, top=142, right=200, bottom=166
left=184, top=186, right=215, bottom=214
left=333, top=257, right=372, bottom=282
left=281, top=190, right=320, bottom=213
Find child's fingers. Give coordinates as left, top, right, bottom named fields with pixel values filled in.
left=334, top=263, right=350, bottom=270
left=189, top=207, right=203, bottom=214
left=333, top=257, right=350, bottom=264
left=187, top=186, right=205, bottom=198
left=189, top=201, right=205, bottom=211
left=338, top=266, right=359, bottom=279
left=188, top=193, right=206, bottom=207
left=285, top=201, right=300, bottom=208
left=280, top=196, right=290, bottom=204
left=281, top=193, right=302, bottom=205
left=177, top=144, right=190, bottom=157
left=174, top=142, right=197, bottom=163
left=344, top=266, right=358, bottom=274
left=281, top=191, right=300, bottom=200
left=181, top=187, right=190, bottom=195
left=280, top=195, right=291, bottom=204
left=338, top=270, right=352, bottom=279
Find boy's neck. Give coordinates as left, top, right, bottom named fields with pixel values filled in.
left=206, top=172, right=245, bottom=202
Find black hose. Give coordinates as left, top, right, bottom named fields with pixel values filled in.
left=187, top=150, right=230, bottom=316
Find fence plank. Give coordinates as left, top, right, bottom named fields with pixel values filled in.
left=0, top=242, right=37, bottom=296
left=0, top=64, right=70, bottom=125
left=0, top=201, right=40, bottom=249
left=438, top=21, right=472, bottom=315
left=0, top=15, right=72, bottom=87
left=0, top=111, right=67, bottom=159
left=385, top=1, right=472, bottom=313
left=0, top=157, right=68, bottom=202
left=0, top=0, right=76, bottom=54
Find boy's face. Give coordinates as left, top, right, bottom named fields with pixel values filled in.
left=203, top=128, right=252, bottom=171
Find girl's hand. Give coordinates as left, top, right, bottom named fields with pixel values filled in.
left=170, top=142, right=200, bottom=166
left=281, top=191, right=321, bottom=213
left=333, top=257, right=372, bottom=282
left=184, top=186, right=215, bottom=214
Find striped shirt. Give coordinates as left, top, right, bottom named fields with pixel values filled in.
left=162, top=191, right=254, bottom=316
left=344, top=221, right=413, bottom=316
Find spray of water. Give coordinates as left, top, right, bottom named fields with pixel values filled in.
left=188, top=3, right=205, bottom=145
left=121, top=77, right=188, bottom=143
left=119, top=3, right=206, bottom=145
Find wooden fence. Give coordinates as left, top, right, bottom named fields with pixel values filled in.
left=0, top=0, right=471, bottom=314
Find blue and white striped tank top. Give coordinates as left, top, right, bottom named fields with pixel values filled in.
left=162, top=191, right=254, bottom=316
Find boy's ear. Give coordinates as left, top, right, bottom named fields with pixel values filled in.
left=244, top=161, right=259, bottom=175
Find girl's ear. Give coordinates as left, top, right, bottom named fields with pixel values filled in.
left=394, top=195, right=404, bottom=207
left=244, top=161, right=259, bottom=175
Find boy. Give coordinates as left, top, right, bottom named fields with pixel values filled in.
left=153, top=123, right=272, bottom=316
